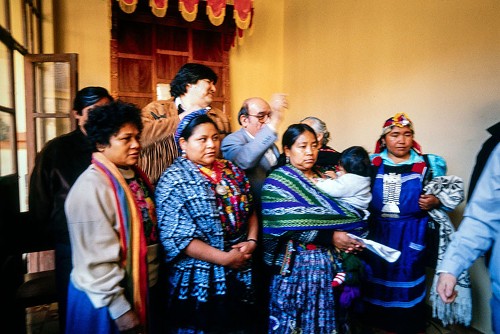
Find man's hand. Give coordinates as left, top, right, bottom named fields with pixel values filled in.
left=269, top=93, right=288, bottom=129
left=436, top=272, right=458, bottom=303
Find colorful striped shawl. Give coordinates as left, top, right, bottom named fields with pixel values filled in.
left=262, top=165, right=365, bottom=233
left=92, top=152, right=149, bottom=327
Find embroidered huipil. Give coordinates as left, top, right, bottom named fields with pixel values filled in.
left=155, top=157, right=254, bottom=332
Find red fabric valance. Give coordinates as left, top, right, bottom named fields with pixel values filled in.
left=117, top=0, right=253, bottom=30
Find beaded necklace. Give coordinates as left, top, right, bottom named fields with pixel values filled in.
left=198, top=161, right=228, bottom=195
left=197, top=160, right=252, bottom=238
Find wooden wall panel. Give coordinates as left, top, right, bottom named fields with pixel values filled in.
left=111, top=0, right=235, bottom=114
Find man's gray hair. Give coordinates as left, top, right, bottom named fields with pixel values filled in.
left=300, top=116, right=330, bottom=146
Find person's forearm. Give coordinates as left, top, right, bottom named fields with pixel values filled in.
left=438, top=216, right=493, bottom=277
left=222, top=128, right=277, bottom=169
left=247, top=212, right=258, bottom=241
left=184, top=239, right=228, bottom=266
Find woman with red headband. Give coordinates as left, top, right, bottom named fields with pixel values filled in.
left=360, top=113, right=463, bottom=333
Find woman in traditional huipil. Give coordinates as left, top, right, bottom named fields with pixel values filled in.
left=300, top=116, right=341, bottom=173
left=155, top=112, right=258, bottom=333
left=262, top=124, right=367, bottom=334
left=362, top=113, right=450, bottom=333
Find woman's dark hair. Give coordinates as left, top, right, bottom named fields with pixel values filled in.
left=339, top=146, right=371, bottom=177
left=73, top=86, right=113, bottom=115
left=170, top=63, right=218, bottom=98
left=282, top=123, right=317, bottom=151
left=85, top=100, right=143, bottom=149
left=179, top=114, right=219, bottom=141
left=275, top=123, right=318, bottom=167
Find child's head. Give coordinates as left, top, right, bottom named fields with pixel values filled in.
left=339, top=146, right=371, bottom=177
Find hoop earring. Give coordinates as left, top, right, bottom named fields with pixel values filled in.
left=181, top=149, right=187, bottom=158
left=286, top=156, right=290, bottom=164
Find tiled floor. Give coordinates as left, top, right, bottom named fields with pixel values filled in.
left=25, top=303, right=482, bottom=334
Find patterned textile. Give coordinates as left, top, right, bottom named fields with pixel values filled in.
left=155, top=157, right=254, bottom=307
left=268, top=247, right=338, bottom=334
left=262, top=164, right=365, bottom=270
left=91, top=152, right=149, bottom=326
left=199, top=159, right=253, bottom=246
left=262, top=165, right=364, bottom=232
left=381, top=112, right=414, bottom=135
left=126, top=173, right=158, bottom=245
left=262, top=164, right=366, bottom=334
left=424, top=176, right=471, bottom=326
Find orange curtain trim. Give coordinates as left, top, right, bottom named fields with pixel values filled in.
left=179, top=0, right=199, bottom=12
left=207, top=0, right=226, bottom=26
left=179, top=0, right=199, bottom=22
left=150, top=0, right=168, bottom=17
left=117, top=0, right=138, bottom=14
left=233, top=0, right=252, bottom=19
left=207, top=0, right=226, bottom=16
left=117, top=0, right=254, bottom=47
left=233, top=0, right=252, bottom=30
left=207, top=6, right=226, bottom=26
left=234, top=10, right=250, bottom=30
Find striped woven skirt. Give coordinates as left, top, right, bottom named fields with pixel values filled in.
left=268, top=245, right=338, bottom=334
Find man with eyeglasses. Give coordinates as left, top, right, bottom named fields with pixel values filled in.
left=221, top=95, right=287, bottom=205
left=221, top=94, right=287, bottom=332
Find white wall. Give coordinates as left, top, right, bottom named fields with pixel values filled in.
left=53, top=0, right=111, bottom=89
left=230, top=0, right=285, bottom=129
left=280, top=1, right=499, bottom=332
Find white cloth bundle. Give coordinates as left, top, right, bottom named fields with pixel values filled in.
left=346, top=233, right=401, bottom=263
left=423, top=175, right=471, bottom=327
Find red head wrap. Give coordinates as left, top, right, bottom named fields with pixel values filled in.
left=374, top=112, right=422, bottom=154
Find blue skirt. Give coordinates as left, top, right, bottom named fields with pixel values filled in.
left=65, top=281, right=120, bottom=334
left=362, top=214, right=428, bottom=333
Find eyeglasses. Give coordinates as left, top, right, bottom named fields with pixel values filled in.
left=247, top=113, right=270, bottom=123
